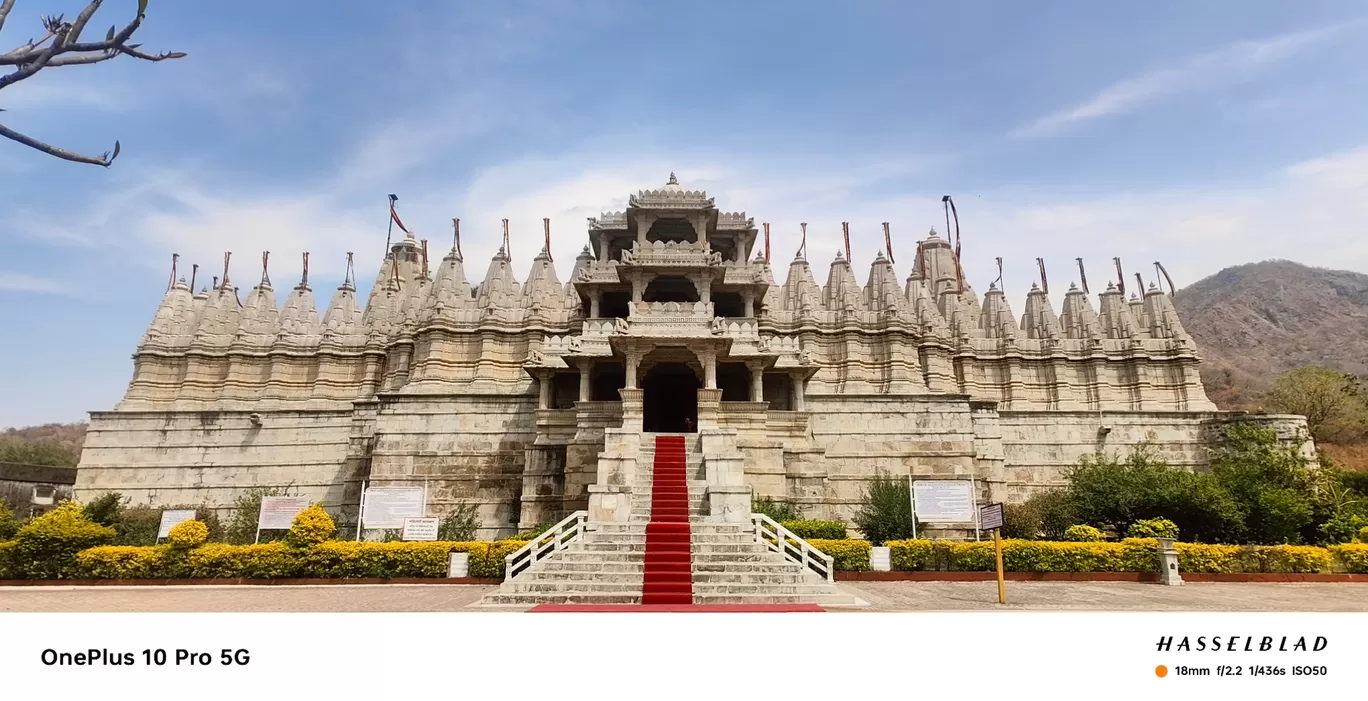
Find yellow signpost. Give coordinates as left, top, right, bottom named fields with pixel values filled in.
left=980, top=502, right=1006, bottom=605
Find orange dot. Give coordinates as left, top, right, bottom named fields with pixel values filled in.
left=1155, top=665, right=1168, bottom=678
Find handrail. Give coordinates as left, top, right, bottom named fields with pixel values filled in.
left=751, top=512, right=835, bottom=583
left=504, top=511, right=588, bottom=579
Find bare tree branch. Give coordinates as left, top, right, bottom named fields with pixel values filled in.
left=0, top=0, right=183, bottom=166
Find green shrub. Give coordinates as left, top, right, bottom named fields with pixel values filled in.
left=512, top=523, right=555, bottom=541
left=852, top=473, right=914, bottom=545
left=82, top=492, right=125, bottom=527
left=1001, top=501, right=1042, bottom=539
left=1126, top=518, right=1180, bottom=540
left=1338, top=471, right=1368, bottom=498
left=781, top=520, right=847, bottom=540
left=437, top=501, right=482, bottom=541
left=1209, top=423, right=1317, bottom=544
left=167, top=520, right=209, bottom=548
left=0, top=501, right=19, bottom=540
left=1319, top=513, right=1368, bottom=544
left=807, top=539, right=870, bottom=571
left=10, top=501, right=116, bottom=578
left=75, top=545, right=171, bottom=579
left=1359, top=526, right=1368, bottom=544
left=752, top=496, right=801, bottom=522
left=1066, top=446, right=1245, bottom=542
left=286, top=505, right=336, bottom=547
left=1063, top=525, right=1103, bottom=542
left=0, top=540, right=15, bottom=579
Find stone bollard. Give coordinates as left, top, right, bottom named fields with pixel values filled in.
left=1156, top=538, right=1183, bottom=586
left=870, top=546, right=892, bottom=572
left=447, top=551, right=470, bottom=579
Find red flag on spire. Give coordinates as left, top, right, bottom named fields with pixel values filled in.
left=389, top=197, right=410, bottom=235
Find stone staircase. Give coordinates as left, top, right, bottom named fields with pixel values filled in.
left=478, top=433, right=864, bottom=607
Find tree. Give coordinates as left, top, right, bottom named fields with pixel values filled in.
left=1262, top=366, right=1368, bottom=444
left=0, top=0, right=185, bottom=166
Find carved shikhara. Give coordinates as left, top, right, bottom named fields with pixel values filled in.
left=76, top=175, right=1309, bottom=538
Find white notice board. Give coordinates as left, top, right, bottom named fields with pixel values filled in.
left=402, top=517, right=439, bottom=541
left=157, top=509, right=198, bottom=539
left=258, top=496, right=312, bottom=530
left=362, top=487, right=426, bottom=529
left=912, top=480, right=977, bottom=523
left=979, top=502, right=1005, bottom=531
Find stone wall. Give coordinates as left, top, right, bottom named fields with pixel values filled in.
left=74, top=410, right=355, bottom=515
left=1, top=463, right=76, bottom=518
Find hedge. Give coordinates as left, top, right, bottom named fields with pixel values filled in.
left=883, top=538, right=1355, bottom=574
left=66, top=540, right=530, bottom=581
left=780, top=520, right=848, bottom=540
left=806, top=539, right=870, bottom=571
left=1332, top=544, right=1368, bottom=573
left=0, top=540, right=14, bottom=579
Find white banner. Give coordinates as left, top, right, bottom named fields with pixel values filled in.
left=402, top=517, right=439, bottom=541
left=913, top=479, right=977, bottom=523
left=156, top=510, right=198, bottom=539
left=362, top=487, right=425, bottom=529
left=257, top=496, right=311, bottom=530
left=0, top=612, right=1358, bottom=699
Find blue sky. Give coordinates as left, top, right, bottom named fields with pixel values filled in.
left=3, top=0, right=1368, bottom=427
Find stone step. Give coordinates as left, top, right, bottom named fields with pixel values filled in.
left=536, top=562, right=645, bottom=573
left=693, top=594, right=865, bottom=607
left=480, top=593, right=642, bottom=606
left=505, top=581, right=642, bottom=593
left=689, top=583, right=847, bottom=596
left=692, top=573, right=815, bottom=584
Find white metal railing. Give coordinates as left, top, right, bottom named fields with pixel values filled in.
left=504, top=511, right=588, bottom=579
left=751, top=513, right=835, bottom=582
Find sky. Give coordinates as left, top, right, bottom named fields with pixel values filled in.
left=2, top=0, right=1368, bottom=427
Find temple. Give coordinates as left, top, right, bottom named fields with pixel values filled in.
left=75, top=174, right=1309, bottom=543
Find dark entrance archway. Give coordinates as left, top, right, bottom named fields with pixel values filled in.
left=642, top=362, right=700, bottom=433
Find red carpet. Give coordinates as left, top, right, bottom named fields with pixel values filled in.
left=529, top=604, right=825, bottom=613
left=641, top=435, right=693, bottom=605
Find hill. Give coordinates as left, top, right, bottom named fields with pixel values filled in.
left=0, top=422, right=88, bottom=467
left=1175, top=260, right=1368, bottom=409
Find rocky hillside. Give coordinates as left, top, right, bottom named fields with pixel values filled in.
left=1175, top=260, right=1368, bottom=409
left=0, top=423, right=88, bottom=466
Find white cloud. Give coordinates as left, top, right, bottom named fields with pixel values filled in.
left=0, top=272, right=74, bottom=295
left=1013, top=21, right=1362, bottom=138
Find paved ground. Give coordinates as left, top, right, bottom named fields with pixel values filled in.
left=2, top=581, right=1366, bottom=612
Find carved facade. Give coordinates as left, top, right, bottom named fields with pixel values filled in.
left=75, top=174, right=1310, bottom=537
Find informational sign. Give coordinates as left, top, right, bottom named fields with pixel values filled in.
left=912, top=480, right=977, bottom=523
left=257, top=496, right=311, bottom=530
left=362, top=487, right=426, bottom=529
left=157, top=509, right=198, bottom=539
left=979, top=502, right=1005, bottom=531
left=402, top=517, right=439, bottom=542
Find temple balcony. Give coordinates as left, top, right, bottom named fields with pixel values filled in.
left=574, top=260, right=622, bottom=284
left=620, top=239, right=719, bottom=269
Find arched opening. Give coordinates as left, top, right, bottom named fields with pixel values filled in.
left=763, top=373, right=792, bottom=410
left=714, top=292, right=745, bottom=318
left=552, top=372, right=579, bottom=409
left=711, top=236, right=737, bottom=263
left=591, top=362, right=625, bottom=401
left=643, top=276, right=699, bottom=304
left=645, top=218, right=697, bottom=244
left=642, top=362, right=700, bottom=432
left=718, top=363, right=751, bottom=402
left=601, top=291, right=631, bottom=318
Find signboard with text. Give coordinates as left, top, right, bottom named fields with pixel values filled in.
left=157, top=509, right=199, bottom=539
left=402, top=517, right=439, bottom=542
left=979, top=502, right=1005, bottom=531
left=362, top=487, right=426, bottom=529
left=257, top=496, right=312, bottom=530
left=912, top=480, right=977, bottom=523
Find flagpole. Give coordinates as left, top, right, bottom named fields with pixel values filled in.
left=385, top=194, right=398, bottom=257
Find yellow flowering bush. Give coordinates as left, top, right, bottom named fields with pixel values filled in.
left=1358, top=527, right=1368, bottom=544
left=879, top=538, right=1334, bottom=574
left=286, top=504, right=336, bottom=547
left=11, top=501, right=116, bottom=579
left=806, top=539, right=871, bottom=571
left=75, top=546, right=170, bottom=579
left=1062, top=525, right=1104, bottom=542
left=167, top=519, right=209, bottom=548
left=1331, top=544, right=1368, bottom=573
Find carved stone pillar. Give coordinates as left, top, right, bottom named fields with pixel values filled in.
left=748, top=362, right=764, bottom=403
left=579, top=361, right=592, bottom=402
left=625, top=352, right=641, bottom=389
left=698, top=275, right=712, bottom=305
left=631, top=274, right=644, bottom=305
left=636, top=213, right=656, bottom=245
left=743, top=291, right=754, bottom=317
left=702, top=350, right=717, bottom=389
left=538, top=371, right=551, bottom=409
left=693, top=214, right=708, bottom=249
left=598, top=233, right=610, bottom=261
left=792, top=372, right=806, bottom=411
left=589, top=291, right=601, bottom=318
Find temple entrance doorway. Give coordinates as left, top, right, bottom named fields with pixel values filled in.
left=642, top=362, right=700, bottom=433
